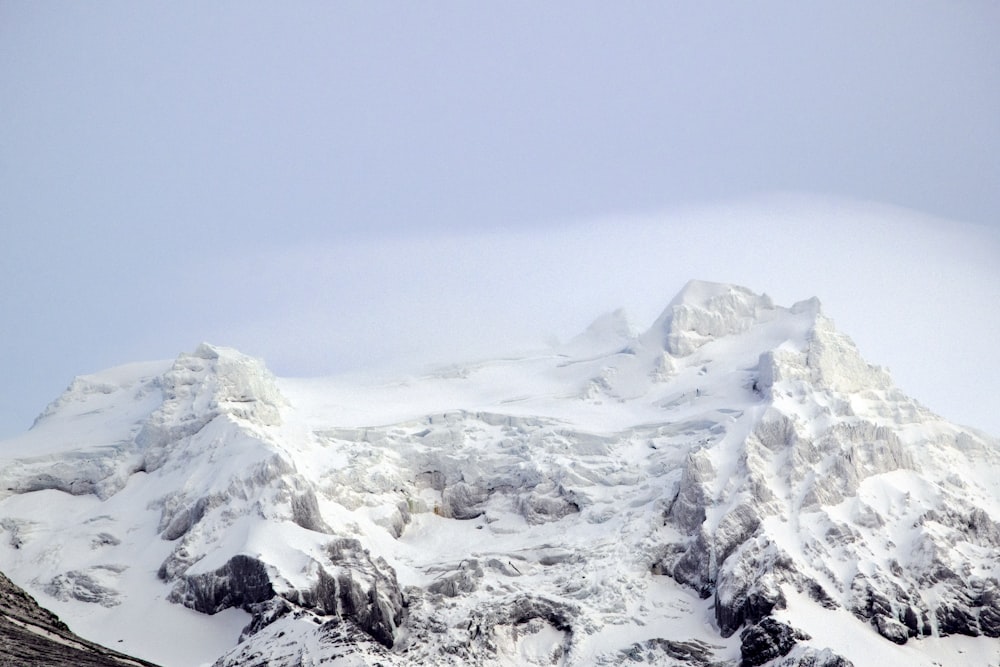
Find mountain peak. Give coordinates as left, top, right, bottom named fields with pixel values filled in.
left=165, top=343, right=286, bottom=426
left=136, top=344, right=287, bottom=472
left=668, top=279, right=765, bottom=309
left=643, top=280, right=787, bottom=356
left=564, top=308, right=637, bottom=354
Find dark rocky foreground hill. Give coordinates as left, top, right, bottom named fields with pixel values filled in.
left=0, top=569, right=159, bottom=667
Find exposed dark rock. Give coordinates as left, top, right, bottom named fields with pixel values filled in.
left=157, top=544, right=201, bottom=581
left=776, top=647, right=855, bottom=667
left=823, top=522, right=857, bottom=547
left=739, top=618, right=809, bottom=667
left=289, top=490, right=331, bottom=533
left=936, top=601, right=980, bottom=637
left=965, top=509, right=1000, bottom=546
left=457, top=594, right=580, bottom=655
left=805, top=579, right=838, bottom=610
left=670, top=530, right=714, bottom=597
left=849, top=572, right=929, bottom=643
left=309, top=568, right=399, bottom=648
left=293, top=538, right=406, bottom=649
left=717, top=582, right=788, bottom=638
left=238, top=597, right=294, bottom=642
left=168, top=536, right=406, bottom=651
left=620, top=637, right=722, bottom=665
left=714, top=544, right=790, bottom=636
left=668, top=528, right=791, bottom=637
left=505, top=596, right=575, bottom=631
left=169, top=554, right=274, bottom=614
left=874, top=615, right=910, bottom=645
left=0, top=571, right=67, bottom=632
left=901, top=605, right=929, bottom=637
left=978, top=581, right=1000, bottom=638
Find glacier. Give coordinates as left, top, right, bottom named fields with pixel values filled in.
left=1, top=280, right=998, bottom=667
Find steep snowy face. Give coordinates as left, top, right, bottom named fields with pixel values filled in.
left=652, top=288, right=1000, bottom=650
left=1, top=282, right=998, bottom=667
left=0, top=343, right=407, bottom=665
left=0, top=360, right=166, bottom=501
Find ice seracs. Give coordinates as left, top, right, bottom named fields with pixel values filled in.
left=1, top=281, right=998, bottom=667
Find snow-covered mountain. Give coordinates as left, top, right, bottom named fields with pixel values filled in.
left=1, top=281, right=998, bottom=667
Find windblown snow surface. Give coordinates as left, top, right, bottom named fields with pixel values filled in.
left=1, top=281, right=999, bottom=667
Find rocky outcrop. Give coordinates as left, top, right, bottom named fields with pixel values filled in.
left=620, top=638, right=722, bottom=665
left=714, top=543, right=791, bottom=637
left=848, top=572, right=928, bottom=643
left=932, top=577, right=1000, bottom=638
left=169, top=541, right=406, bottom=650
left=302, top=538, right=406, bottom=648
left=44, top=566, right=124, bottom=608
left=739, top=618, right=809, bottom=667
left=168, top=554, right=275, bottom=615
left=774, top=646, right=854, bottom=667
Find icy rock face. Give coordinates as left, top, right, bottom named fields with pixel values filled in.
left=2, top=282, right=1000, bottom=667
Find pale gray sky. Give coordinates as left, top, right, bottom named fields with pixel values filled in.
left=2, top=2, right=998, bottom=437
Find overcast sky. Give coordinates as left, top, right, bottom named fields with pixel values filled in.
left=2, top=2, right=998, bottom=437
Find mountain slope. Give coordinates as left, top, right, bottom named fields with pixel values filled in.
left=1, top=281, right=998, bottom=667
left=0, top=568, right=161, bottom=667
